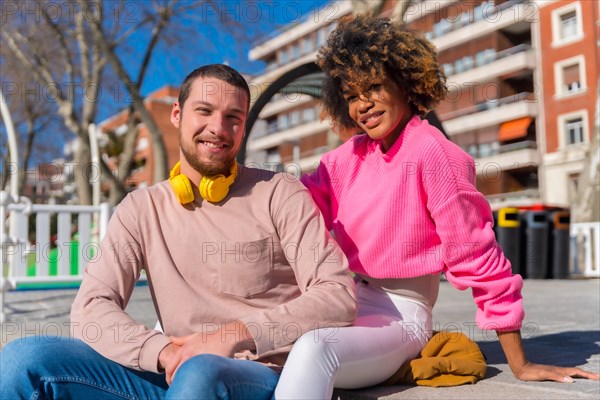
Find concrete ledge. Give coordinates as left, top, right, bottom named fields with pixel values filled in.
left=2, top=280, right=599, bottom=399
left=333, top=279, right=600, bottom=399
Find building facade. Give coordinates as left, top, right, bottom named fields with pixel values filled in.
left=98, top=86, right=181, bottom=191
left=246, top=0, right=598, bottom=212
left=245, top=0, right=353, bottom=172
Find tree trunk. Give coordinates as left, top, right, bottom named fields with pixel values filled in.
left=84, top=2, right=168, bottom=183
left=74, top=141, right=93, bottom=205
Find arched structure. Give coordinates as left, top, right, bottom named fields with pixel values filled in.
left=238, top=62, right=321, bottom=163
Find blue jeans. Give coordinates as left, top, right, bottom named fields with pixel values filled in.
left=0, top=336, right=280, bottom=400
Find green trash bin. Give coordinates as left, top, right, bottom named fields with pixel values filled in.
left=496, top=208, right=522, bottom=276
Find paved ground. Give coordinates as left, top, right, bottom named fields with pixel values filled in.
left=1, top=279, right=599, bottom=399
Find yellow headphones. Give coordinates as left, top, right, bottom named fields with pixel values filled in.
left=169, top=161, right=238, bottom=204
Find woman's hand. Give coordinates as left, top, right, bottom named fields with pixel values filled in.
left=496, top=330, right=600, bottom=382
left=514, top=361, right=600, bottom=383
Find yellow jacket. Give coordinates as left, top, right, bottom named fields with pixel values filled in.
left=383, top=331, right=487, bottom=387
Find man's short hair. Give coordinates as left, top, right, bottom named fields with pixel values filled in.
left=178, top=64, right=250, bottom=112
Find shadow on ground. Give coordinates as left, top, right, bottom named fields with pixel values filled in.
left=334, top=330, right=599, bottom=399
left=478, top=330, right=600, bottom=367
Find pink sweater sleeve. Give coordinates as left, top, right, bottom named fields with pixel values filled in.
left=300, top=161, right=334, bottom=231
left=423, top=139, right=524, bottom=331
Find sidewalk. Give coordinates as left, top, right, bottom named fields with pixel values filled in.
left=2, top=279, right=599, bottom=399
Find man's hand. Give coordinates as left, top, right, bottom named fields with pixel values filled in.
left=158, top=343, right=180, bottom=372
left=164, top=321, right=256, bottom=385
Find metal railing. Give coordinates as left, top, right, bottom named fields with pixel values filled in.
left=571, top=222, right=600, bottom=277
left=1, top=192, right=113, bottom=321
left=440, top=91, right=535, bottom=121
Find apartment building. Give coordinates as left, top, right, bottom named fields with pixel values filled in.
left=406, top=0, right=597, bottom=209
left=404, top=0, right=539, bottom=209
left=246, top=0, right=597, bottom=211
left=98, top=86, right=181, bottom=190
left=537, top=1, right=598, bottom=208
left=245, top=0, right=353, bottom=172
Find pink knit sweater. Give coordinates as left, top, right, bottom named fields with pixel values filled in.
left=302, top=115, right=524, bottom=331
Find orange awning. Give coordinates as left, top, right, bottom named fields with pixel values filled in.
left=498, top=117, right=532, bottom=142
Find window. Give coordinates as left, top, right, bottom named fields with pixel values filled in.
left=560, top=11, right=578, bottom=39
left=552, top=2, right=583, bottom=45
left=302, top=107, right=316, bottom=122
left=303, top=37, right=312, bottom=54
left=473, top=1, right=493, bottom=22
left=317, top=27, right=326, bottom=46
left=554, top=56, right=586, bottom=97
left=291, top=43, right=300, bottom=60
left=278, top=113, right=289, bottom=130
left=568, top=173, right=580, bottom=204
left=562, top=64, right=580, bottom=93
left=462, top=56, right=474, bottom=71
left=557, top=110, right=588, bottom=149
left=454, top=58, right=464, bottom=73
left=443, top=63, right=454, bottom=76
left=565, top=117, right=584, bottom=145
left=279, top=48, right=288, bottom=64
left=290, top=110, right=301, bottom=127
left=267, top=119, right=278, bottom=134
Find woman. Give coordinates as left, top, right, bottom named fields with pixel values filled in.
left=274, top=15, right=599, bottom=399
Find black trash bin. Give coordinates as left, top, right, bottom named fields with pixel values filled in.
left=550, top=211, right=571, bottom=279
left=496, top=208, right=522, bottom=276
left=525, top=210, right=549, bottom=279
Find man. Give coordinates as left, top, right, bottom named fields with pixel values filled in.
left=0, top=64, right=357, bottom=399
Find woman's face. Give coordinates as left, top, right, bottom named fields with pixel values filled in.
left=341, top=74, right=413, bottom=152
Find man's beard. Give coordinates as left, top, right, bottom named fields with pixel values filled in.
left=180, top=139, right=233, bottom=177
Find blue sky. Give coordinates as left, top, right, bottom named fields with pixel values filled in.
left=122, top=0, right=330, bottom=101
left=0, top=1, right=330, bottom=169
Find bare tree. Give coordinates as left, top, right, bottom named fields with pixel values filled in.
left=1, top=0, right=278, bottom=204
left=1, top=48, right=67, bottom=192
left=1, top=0, right=106, bottom=204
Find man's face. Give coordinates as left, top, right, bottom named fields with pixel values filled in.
left=171, top=76, right=248, bottom=178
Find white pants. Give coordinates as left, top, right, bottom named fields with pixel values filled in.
left=275, top=280, right=433, bottom=399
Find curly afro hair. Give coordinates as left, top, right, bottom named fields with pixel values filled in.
left=317, top=14, right=447, bottom=135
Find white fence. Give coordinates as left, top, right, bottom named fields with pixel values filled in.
left=1, top=192, right=599, bottom=322
left=570, top=222, right=600, bottom=277
left=0, top=192, right=112, bottom=321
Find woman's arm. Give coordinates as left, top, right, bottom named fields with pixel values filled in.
left=497, top=330, right=600, bottom=382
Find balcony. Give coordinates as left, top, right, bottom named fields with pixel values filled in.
left=441, top=92, right=538, bottom=136
left=248, top=120, right=329, bottom=152
left=486, top=188, right=541, bottom=209
left=474, top=141, right=539, bottom=174
left=259, top=95, right=315, bottom=119
left=446, top=44, right=535, bottom=88
left=428, top=0, right=533, bottom=52
left=249, top=0, right=352, bottom=60
left=282, top=145, right=330, bottom=174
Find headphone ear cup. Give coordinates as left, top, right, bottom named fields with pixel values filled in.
left=199, top=175, right=230, bottom=203
left=169, top=174, right=195, bottom=204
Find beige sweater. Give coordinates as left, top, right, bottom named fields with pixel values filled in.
left=71, top=166, right=357, bottom=373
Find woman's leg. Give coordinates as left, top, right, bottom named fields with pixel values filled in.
left=274, top=282, right=431, bottom=400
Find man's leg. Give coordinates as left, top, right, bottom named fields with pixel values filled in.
left=166, top=354, right=280, bottom=400
left=1, top=336, right=168, bottom=400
